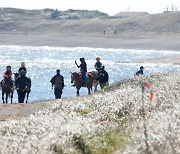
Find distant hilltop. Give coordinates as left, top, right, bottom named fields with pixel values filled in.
left=0, top=8, right=111, bottom=20
left=114, top=11, right=149, bottom=17
left=0, top=7, right=180, bottom=38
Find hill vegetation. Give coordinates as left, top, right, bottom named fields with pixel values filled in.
left=0, top=8, right=180, bottom=38
left=0, top=73, right=179, bottom=153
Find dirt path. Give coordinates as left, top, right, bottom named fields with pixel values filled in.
left=0, top=102, right=52, bottom=121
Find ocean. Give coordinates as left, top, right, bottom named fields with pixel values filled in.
left=0, top=45, right=179, bottom=102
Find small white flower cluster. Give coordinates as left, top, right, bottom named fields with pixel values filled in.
left=0, top=73, right=179, bottom=154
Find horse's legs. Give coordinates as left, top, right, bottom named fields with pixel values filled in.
left=77, top=90, right=79, bottom=96
left=88, top=87, right=91, bottom=95
left=11, top=92, right=13, bottom=103
left=76, top=87, right=81, bottom=96
left=26, top=92, right=29, bottom=103
left=94, top=84, right=97, bottom=92
left=93, top=80, right=98, bottom=93
left=22, top=92, right=26, bottom=103
left=5, top=93, right=8, bottom=103
left=2, top=92, right=5, bottom=103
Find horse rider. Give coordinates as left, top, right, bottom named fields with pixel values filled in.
left=94, top=57, right=102, bottom=72
left=18, top=62, right=27, bottom=75
left=75, top=57, right=87, bottom=86
left=15, top=70, right=31, bottom=103
left=135, top=66, right=144, bottom=76
left=3, top=65, right=13, bottom=88
left=97, top=66, right=109, bottom=89
left=50, top=69, right=64, bottom=99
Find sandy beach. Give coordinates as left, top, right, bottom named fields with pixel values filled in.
left=1, top=33, right=180, bottom=51
left=0, top=33, right=180, bottom=121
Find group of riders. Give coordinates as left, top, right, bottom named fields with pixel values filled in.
left=50, top=57, right=109, bottom=99
left=1, top=57, right=144, bottom=102
left=42, top=56, right=144, bottom=100
left=1, top=62, right=31, bottom=103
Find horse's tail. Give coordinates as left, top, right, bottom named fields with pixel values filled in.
left=87, top=73, right=93, bottom=92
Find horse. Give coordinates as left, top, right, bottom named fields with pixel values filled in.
left=14, top=73, right=31, bottom=103
left=88, top=70, right=99, bottom=92
left=1, top=77, right=14, bottom=103
left=70, top=72, right=93, bottom=96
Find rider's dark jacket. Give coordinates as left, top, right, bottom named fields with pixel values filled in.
left=79, top=62, right=87, bottom=72
left=94, top=61, right=102, bottom=71
left=18, top=67, right=27, bottom=74
left=15, top=76, right=31, bottom=91
left=97, top=69, right=109, bottom=83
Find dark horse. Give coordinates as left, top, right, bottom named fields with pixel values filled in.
left=14, top=73, right=31, bottom=103
left=1, top=78, right=13, bottom=103
left=70, top=72, right=93, bottom=96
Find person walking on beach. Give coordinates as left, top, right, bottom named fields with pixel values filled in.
left=94, top=57, right=102, bottom=72
left=97, top=66, right=109, bottom=89
left=18, top=62, right=27, bottom=75
left=135, top=66, right=144, bottom=76
left=75, top=58, right=87, bottom=86
left=50, top=69, right=64, bottom=99
left=15, top=70, right=31, bottom=103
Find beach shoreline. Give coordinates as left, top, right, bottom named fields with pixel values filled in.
left=1, top=33, right=180, bottom=51
left=0, top=33, right=179, bottom=121
left=1, top=33, right=179, bottom=64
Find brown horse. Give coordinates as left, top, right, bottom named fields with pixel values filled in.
left=70, top=72, right=93, bottom=96
left=1, top=78, right=14, bottom=103
left=88, top=70, right=99, bottom=92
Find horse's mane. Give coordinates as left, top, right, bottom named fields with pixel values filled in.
left=87, top=72, right=93, bottom=78
left=72, top=72, right=80, bottom=75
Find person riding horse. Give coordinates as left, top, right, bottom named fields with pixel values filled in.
left=75, top=58, right=87, bottom=86
left=94, top=57, right=102, bottom=72
left=15, top=70, right=31, bottom=103
left=3, top=66, right=13, bottom=88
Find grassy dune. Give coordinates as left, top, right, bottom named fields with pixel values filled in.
left=0, top=8, right=180, bottom=38
left=0, top=73, right=179, bottom=153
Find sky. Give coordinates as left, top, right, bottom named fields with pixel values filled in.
left=0, top=0, right=180, bottom=15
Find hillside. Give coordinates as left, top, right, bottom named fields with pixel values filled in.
left=0, top=8, right=180, bottom=38
left=0, top=73, right=179, bottom=153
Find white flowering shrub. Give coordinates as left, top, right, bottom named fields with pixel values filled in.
left=0, top=73, right=179, bottom=154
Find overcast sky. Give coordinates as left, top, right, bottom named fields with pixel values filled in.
left=0, top=0, right=180, bottom=15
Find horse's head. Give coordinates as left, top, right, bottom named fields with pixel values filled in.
left=14, top=73, right=19, bottom=80
left=70, top=71, right=80, bottom=83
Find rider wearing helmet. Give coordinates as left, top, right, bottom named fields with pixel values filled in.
left=94, top=57, right=102, bottom=72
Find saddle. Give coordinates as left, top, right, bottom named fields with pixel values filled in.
left=80, top=73, right=92, bottom=87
